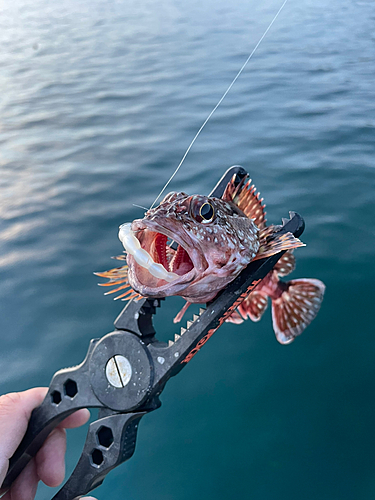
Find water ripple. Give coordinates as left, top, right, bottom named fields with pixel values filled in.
left=1, top=0, right=375, bottom=498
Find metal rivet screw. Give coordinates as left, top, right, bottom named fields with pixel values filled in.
left=157, top=356, right=165, bottom=364
left=106, top=355, right=132, bottom=388
left=174, top=352, right=179, bottom=358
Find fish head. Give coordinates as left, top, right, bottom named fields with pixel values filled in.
left=125, top=191, right=260, bottom=302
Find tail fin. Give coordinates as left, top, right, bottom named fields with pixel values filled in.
left=272, top=278, right=325, bottom=344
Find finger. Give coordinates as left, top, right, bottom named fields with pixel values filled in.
left=1, top=459, right=39, bottom=500
left=0, top=388, right=47, bottom=486
left=35, top=427, right=66, bottom=488
left=58, top=408, right=91, bottom=429
left=0, top=388, right=47, bottom=459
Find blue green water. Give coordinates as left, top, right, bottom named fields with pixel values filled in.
left=1, top=0, right=375, bottom=498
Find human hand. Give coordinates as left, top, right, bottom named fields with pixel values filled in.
left=0, top=387, right=97, bottom=500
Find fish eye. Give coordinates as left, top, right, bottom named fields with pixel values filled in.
left=190, top=197, right=215, bottom=224
left=199, top=202, right=214, bottom=222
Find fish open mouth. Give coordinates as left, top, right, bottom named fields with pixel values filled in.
left=118, top=221, right=198, bottom=291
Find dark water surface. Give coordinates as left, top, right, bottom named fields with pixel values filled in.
left=1, top=0, right=375, bottom=498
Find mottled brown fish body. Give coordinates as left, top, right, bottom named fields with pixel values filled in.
left=97, top=174, right=324, bottom=344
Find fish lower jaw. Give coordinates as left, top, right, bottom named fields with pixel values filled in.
left=127, top=257, right=197, bottom=295
left=118, top=223, right=178, bottom=283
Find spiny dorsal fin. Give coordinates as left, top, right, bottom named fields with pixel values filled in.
left=222, top=174, right=267, bottom=229
left=254, top=226, right=305, bottom=260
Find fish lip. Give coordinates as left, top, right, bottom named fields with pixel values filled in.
left=128, top=218, right=206, bottom=292
left=127, top=254, right=197, bottom=294
left=131, top=218, right=207, bottom=272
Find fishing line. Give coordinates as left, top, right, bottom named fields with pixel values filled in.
left=149, top=0, right=289, bottom=210
left=127, top=0, right=289, bottom=308
left=133, top=203, right=149, bottom=211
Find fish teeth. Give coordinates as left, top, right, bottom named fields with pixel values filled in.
left=174, top=334, right=181, bottom=342
left=168, top=340, right=174, bottom=347
left=199, top=308, right=206, bottom=315
left=193, top=314, right=199, bottom=321
left=187, top=320, right=193, bottom=328
left=180, top=327, right=186, bottom=335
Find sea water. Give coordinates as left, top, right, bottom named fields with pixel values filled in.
left=1, top=0, right=375, bottom=498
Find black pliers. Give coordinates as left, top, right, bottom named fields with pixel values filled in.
left=3, top=166, right=304, bottom=499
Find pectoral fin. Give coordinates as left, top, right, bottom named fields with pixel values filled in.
left=254, top=226, right=305, bottom=260
left=274, top=250, right=296, bottom=277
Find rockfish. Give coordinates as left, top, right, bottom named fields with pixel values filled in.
left=96, top=175, right=325, bottom=344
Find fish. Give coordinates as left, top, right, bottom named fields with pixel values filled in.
left=96, top=174, right=325, bottom=344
